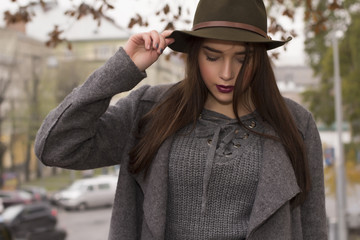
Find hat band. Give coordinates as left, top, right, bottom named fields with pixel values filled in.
left=192, top=21, right=267, bottom=38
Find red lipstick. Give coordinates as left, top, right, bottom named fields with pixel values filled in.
left=216, top=85, right=234, bottom=93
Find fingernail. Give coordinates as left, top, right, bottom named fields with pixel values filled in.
left=155, top=43, right=159, bottom=49
left=160, top=48, right=164, bottom=54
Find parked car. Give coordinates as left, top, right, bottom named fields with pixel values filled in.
left=19, top=186, right=48, bottom=202
left=0, top=190, right=33, bottom=209
left=52, top=175, right=118, bottom=211
left=0, top=202, right=66, bottom=240
left=0, top=198, right=4, bottom=213
left=0, top=217, right=13, bottom=240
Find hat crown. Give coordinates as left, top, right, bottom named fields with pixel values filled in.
left=193, top=0, right=267, bottom=33
left=167, top=0, right=291, bottom=52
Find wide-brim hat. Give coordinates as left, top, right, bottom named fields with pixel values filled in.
left=167, top=0, right=292, bottom=53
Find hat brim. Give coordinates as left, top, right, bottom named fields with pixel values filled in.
left=167, top=28, right=292, bottom=53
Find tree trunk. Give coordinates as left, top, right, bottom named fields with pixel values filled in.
left=0, top=142, right=6, bottom=188
left=24, top=140, right=31, bottom=182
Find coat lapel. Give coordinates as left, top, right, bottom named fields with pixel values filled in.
left=134, top=136, right=174, bottom=240
left=247, top=128, right=300, bottom=238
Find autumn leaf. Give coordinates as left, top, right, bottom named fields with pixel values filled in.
left=305, top=0, right=313, bottom=11
left=328, top=1, right=342, bottom=10
left=4, top=10, right=32, bottom=25
left=163, top=4, right=170, bottom=15
left=270, top=52, right=280, bottom=59
left=164, top=22, right=174, bottom=30
left=67, top=42, right=72, bottom=50
left=282, top=9, right=294, bottom=20
left=290, top=30, right=298, bottom=38
left=128, top=14, right=147, bottom=29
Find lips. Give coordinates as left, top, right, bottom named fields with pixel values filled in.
left=216, top=85, right=234, bottom=93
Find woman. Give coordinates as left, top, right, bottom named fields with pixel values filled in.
left=35, top=0, right=327, bottom=239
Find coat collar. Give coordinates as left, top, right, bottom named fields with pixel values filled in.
left=134, top=126, right=300, bottom=239
left=134, top=136, right=174, bottom=240
left=246, top=127, right=300, bottom=238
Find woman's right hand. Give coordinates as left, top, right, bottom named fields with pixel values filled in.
left=124, top=30, right=175, bottom=72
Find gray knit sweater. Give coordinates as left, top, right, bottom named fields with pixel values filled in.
left=165, top=109, right=264, bottom=239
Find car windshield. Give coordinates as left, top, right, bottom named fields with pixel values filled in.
left=18, top=191, right=32, bottom=200
left=1, top=205, right=23, bottom=221
left=66, top=181, right=87, bottom=192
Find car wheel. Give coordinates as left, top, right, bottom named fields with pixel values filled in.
left=77, top=202, right=87, bottom=211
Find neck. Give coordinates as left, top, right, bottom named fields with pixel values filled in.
left=204, top=101, right=254, bottom=119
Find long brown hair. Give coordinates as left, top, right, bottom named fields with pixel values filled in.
left=129, top=38, right=310, bottom=207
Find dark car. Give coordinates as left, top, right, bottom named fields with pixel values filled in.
left=0, top=190, right=33, bottom=209
left=19, top=186, right=49, bottom=202
left=0, top=220, right=13, bottom=240
left=0, top=202, right=66, bottom=240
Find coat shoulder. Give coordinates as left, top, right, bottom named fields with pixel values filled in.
left=140, top=83, right=175, bottom=103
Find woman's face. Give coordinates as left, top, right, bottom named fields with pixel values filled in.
left=198, top=39, right=247, bottom=112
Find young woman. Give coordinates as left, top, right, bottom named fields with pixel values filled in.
left=35, top=0, right=327, bottom=239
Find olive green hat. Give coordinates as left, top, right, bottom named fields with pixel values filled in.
left=167, top=0, right=292, bottom=53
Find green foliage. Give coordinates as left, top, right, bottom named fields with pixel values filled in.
left=302, top=84, right=334, bottom=126
left=341, top=12, right=360, bottom=136
left=303, top=0, right=331, bottom=76
left=303, top=6, right=360, bottom=138
left=38, top=59, right=100, bottom=122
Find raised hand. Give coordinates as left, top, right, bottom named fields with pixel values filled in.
left=124, top=30, right=175, bottom=72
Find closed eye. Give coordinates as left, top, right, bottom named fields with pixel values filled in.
left=237, top=58, right=245, bottom=63
left=206, top=56, right=218, bottom=62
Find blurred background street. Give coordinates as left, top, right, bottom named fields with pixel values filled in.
left=57, top=205, right=112, bottom=240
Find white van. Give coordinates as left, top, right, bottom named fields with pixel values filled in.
left=0, top=198, right=3, bottom=213
left=54, top=175, right=118, bottom=211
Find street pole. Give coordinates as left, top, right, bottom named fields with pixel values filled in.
left=332, top=34, right=347, bottom=240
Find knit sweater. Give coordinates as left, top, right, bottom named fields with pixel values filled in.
left=165, top=109, right=264, bottom=239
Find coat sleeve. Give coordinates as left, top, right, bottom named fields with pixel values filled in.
left=34, top=47, right=149, bottom=170
left=300, top=113, right=328, bottom=239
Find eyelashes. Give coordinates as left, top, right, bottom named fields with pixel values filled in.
left=206, top=55, right=245, bottom=63
left=206, top=56, right=218, bottom=62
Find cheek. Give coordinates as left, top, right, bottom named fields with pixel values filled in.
left=198, top=59, right=215, bottom=86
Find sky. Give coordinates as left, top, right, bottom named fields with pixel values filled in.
left=0, top=0, right=307, bottom=66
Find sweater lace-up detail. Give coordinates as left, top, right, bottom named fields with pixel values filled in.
left=165, top=109, right=264, bottom=239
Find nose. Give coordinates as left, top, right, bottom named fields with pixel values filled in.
left=219, top=60, right=235, bottom=81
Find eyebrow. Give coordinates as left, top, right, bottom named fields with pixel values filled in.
left=202, top=46, right=247, bottom=55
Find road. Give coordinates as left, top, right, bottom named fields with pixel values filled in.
left=57, top=206, right=113, bottom=240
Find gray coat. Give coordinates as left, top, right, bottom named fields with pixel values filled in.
left=35, top=48, right=327, bottom=240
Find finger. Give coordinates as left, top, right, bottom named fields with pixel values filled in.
left=165, top=37, right=175, bottom=46
left=149, top=30, right=161, bottom=50
left=141, top=32, right=152, bottom=50
left=162, top=30, right=175, bottom=49
left=158, top=34, right=166, bottom=54
left=159, top=30, right=173, bottom=52
left=161, top=30, right=173, bottom=38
